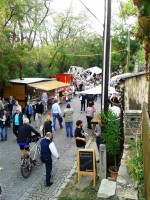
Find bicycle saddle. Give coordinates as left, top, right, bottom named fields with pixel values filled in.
left=24, top=145, right=30, bottom=150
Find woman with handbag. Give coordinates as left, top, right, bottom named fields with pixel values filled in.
left=0, top=110, right=11, bottom=141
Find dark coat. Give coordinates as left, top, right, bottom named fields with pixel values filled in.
left=17, top=124, right=40, bottom=143
left=35, top=102, right=44, bottom=114
left=44, top=121, right=52, bottom=134
left=0, top=114, right=11, bottom=128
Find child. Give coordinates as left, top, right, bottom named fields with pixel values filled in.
left=94, top=119, right=101, bottom=151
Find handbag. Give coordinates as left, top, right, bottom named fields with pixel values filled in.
left=58, top=115, right=63, bottom=123
left=0, top=123, right=5, bottom=129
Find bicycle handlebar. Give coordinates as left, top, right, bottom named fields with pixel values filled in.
left=31, top=135, right=41, bottom=142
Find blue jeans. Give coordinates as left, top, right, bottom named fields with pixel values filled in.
left=65, top=122, right=73, bottom=137
left=52, top=113, right=63, bottom=131
left=0, top=126, right=8, bottom=141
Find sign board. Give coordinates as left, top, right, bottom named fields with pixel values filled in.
left=77, top=149, right=97, bottom=186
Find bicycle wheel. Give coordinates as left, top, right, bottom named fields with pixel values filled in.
left=21, top=157, right=32, bottom=178
left=35, top=146, right=42, bottom=166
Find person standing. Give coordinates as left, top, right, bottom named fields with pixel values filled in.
left=24, top=101, right=33, bottom=123
left=110, top=94, right=119, bottom=106
left=94, top=119, right=102, bottom=151
left=40, top=132, right=59, bottom=187
left=0, top=110, right=11, bottom=141
left=41, top=91, right=48, bottom=112
left=86, top=94, right=94, bottom=107
left=86, top=102, right=96, bottom=129
left=43, top=114, right=53, bottom=137
left=8, top=96, right=14, bottom=118
left=79, top=81, right=83, bottom=91
left=13, top=109, right=24, bottom=138
left=51, top=99, right=63, bottom=131
left=79, top=93, right=86, bottom=113
left=63, top=104, right=74, bottom=137
left=0, top=99, right=4, bottom=116
left=12, top=100, right=22, bottom=116
left=35, top=100, right=44, bottom=128
left=75, top=120, right=87, bottom=149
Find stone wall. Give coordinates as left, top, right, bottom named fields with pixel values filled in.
left=124, top=110, right=142, bottom=142
left=97, top=110, right=142, bottom=199
left=124, top=73, right=148, bottom=110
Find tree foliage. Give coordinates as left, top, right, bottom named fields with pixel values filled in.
left=0, top=0, right=146, bottom=90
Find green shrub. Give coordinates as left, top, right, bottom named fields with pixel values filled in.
left=126, top=140, right=145, bottom=199
left=100, top=110, right=121, bottom=171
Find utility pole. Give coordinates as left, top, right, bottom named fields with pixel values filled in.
left=101, top=0, right=107, bottom=112
left=126, top=30, right=130, bottom=73
left=102, top=0, right=112, bottom=112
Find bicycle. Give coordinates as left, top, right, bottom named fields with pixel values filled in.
left=21, top=137, right=42, bottom=178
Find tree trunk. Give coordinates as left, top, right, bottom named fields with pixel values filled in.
left=148, top=47, right=150, bottom=115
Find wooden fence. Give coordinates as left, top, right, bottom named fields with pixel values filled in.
left=142, top=103, right=150, bottom=200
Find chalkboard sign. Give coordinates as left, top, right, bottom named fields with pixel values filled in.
left=79, top=151, right=93, bottom=172
left=77, top=149, right=97, bottom=186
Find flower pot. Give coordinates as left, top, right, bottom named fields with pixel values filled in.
left=108, top=166, right=118, bottom=179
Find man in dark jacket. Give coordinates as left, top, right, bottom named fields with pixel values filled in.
left=75, top=120, right=87, bottom=149
left=79, top=94, right=86, bottom=113
left=40, top=132, right=59, bottom=187
left=35, top=100, right=44, bottom=128
left=17, top=118, right=41, bottom=158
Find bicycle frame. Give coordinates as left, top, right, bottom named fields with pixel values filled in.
left=30, top=142, right=40, bottom=161
left=21, top=141, right=42, bottom=178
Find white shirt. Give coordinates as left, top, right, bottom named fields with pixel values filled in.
left=51, top=103, right=61, bottom=114
left=49, top=142, right=59, bottom=158
left=110, top=106, right=121, bottom=117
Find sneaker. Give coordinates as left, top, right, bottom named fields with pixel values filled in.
left=46, top=182, right=53, bottom=187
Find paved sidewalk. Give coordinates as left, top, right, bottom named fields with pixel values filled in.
left=0, top=95, right=101, bottom=200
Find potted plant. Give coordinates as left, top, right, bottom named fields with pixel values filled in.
left=100, top=110, right=121, bottom=178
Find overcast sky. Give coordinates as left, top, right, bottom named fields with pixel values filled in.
left=51, top=0, right=120, bottom=34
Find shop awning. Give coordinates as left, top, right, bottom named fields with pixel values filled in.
left=28, top=81, right=70, bottom=91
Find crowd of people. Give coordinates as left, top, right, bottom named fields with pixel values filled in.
left=0, top=79, right=121, bottom=188
left=0, top=91, right=101, bottom=187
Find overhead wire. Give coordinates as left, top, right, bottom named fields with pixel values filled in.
left=65, top=49, right=126, bottom=57
left=78, top=0, right=104, bottom=27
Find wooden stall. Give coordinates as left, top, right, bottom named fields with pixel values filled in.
left=3, top=78, right=69, bottom=110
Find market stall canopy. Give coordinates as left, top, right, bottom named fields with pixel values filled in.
left=79, top=85, right=119, bottom=95
left=28, top=81, right=70, bottom=91
left=80, top=85, right=102, bottom=94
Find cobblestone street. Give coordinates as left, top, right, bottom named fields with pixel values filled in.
left=0, top=95, right=101, bottom=200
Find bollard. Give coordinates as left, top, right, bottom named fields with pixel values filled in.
left=99, top=144, right=106, bottom=182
